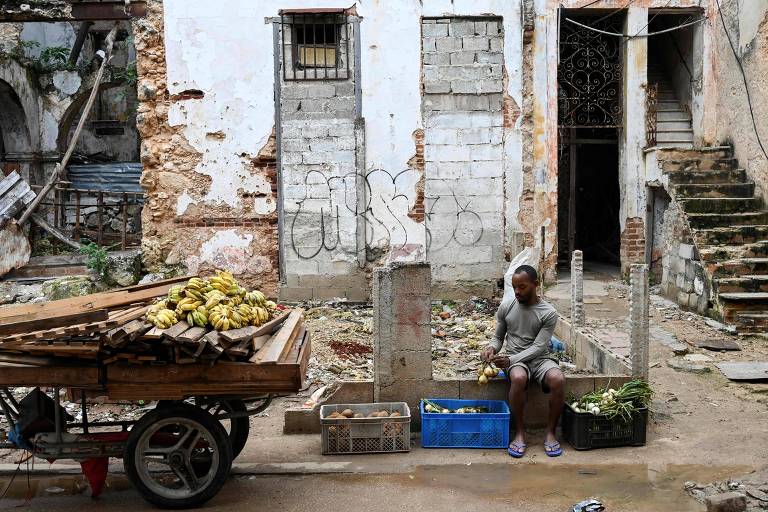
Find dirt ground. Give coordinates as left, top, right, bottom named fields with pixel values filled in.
left=2, top=268, right=768, bottom=510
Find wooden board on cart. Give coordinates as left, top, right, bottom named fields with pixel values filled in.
left=105, top=328, right=311, bottom=400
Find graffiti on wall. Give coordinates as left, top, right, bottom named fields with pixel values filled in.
left=287, top=167, right=484, bottom=262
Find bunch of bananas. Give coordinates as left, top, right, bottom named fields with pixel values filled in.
left=146, top=271, right=276, bottom=331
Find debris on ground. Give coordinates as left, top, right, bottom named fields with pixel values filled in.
left=685, top=468, right=768, bottom=511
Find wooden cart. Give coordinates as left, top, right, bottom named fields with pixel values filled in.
left=0, top=279, right=311, bottom=508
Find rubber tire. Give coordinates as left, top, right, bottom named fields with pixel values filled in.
left=157, top=399, right=250, bottom=459
left=124, top=403, right=233, bottom=509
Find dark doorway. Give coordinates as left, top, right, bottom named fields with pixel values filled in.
left=557, top=9, right=624, bottom=269
left=557, top=128, right=620, bottom=267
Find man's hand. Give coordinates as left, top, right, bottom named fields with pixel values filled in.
left=481, top=345, right=497, bottom=363
left=492, top=355, right=511, bottom=369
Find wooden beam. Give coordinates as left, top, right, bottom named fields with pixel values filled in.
left=0, top=364, right=101, bottom=387
left=252, top=309, right=304, bottom=364
left=0, top=309, right=108, bottom=337
left=0, top=278, right=189, bottom=318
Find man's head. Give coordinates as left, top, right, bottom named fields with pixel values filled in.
left=511, top=265, right=539, bottom=305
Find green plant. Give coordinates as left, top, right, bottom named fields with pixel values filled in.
left=38, top=46, right=69, bottom=70
left=79, top=241, right=109, bottom=279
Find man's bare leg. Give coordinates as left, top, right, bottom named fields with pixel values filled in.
left=508, top=367, right=529, bottom=450
left=543, top=368, right=566, bottom=450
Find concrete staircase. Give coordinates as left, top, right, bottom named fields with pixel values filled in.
left=649, top=69, right=694, bottom=148
left=666, top=147, right=768, bottom=334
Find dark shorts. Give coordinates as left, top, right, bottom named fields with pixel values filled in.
left=506, top=357, right=561, bottom=393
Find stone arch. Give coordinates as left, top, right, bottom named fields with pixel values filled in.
left=56, top=81, right=125, bottom=155
left=0, top=59, right=41, bottom=169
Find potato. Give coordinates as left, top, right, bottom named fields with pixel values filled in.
left=353, top=413, right=363, bottom=418
left=377, top=411, right=389, bottom=417
left=367, top=412, right=379, bottom=418
left=390, top=411, right=401, bottom=417
left=341, top=408, right=354, bottom=418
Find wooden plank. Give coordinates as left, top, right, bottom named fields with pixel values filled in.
left=0, top=172, right=21, bottom=199
left=0, top=309, right=109, bottom=337
left=0, top=364, right=101, bottom=387
left=104, top=361, right=303, bottom=400
left=219, top=325, right=258, bottom=344
left=0, top=181, right=31, bottom=219
left=0, top=276, right=192, bottom=319
left=280, top=326, right=306, bottom=364
left=715, top=362, right=768, bottom=381
left=252, top=335, right=271, bottom=353
left=225, top=339, right=251, bottom=358
left=176, top=326, right=208, bottom=344
left=251, top=310, right=291, bottom=337
left=162, top=321, right=193, bottom=341
left=105, top=319, right=153, bottom=348
left=252, top=309, right=304, bottom=365
left=141, top=327, right=166, bottom=340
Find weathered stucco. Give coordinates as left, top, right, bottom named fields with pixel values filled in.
left=135, top=0, right=279, bottom=294
left=712, top=0, right=768, bottom=203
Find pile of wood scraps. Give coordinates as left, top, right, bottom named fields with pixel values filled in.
left=100, top=308, right=306, bottom=366
left=0, top=276, right=309, bottom=369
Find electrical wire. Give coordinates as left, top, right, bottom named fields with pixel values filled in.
left=626, top=0, right=674, bottom=40
left=564, top=16, right=707, bottom=38
left=715, top=0, right=768, bottom=160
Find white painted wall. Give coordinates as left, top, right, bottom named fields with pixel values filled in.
left=162, top=0, right=524, bottom=289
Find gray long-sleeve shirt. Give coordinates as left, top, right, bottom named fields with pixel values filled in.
left=489, top=297, right=558, bottom=365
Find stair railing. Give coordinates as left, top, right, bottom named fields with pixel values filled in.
left=646, top=82, right=658, bottom=148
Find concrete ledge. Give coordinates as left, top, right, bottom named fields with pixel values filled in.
left=284, top=374, right=631, bottom=434
left=555, top=316, right=632, bottom=375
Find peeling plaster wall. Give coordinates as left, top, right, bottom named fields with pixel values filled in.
left=151, top=0, right=523, bottom=299
left=712, top=0, right=768, bottom=203
left=138, top=0, right=279, bottom=295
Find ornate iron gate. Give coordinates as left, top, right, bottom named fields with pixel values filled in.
left=558, top=14, right=624, bottom=128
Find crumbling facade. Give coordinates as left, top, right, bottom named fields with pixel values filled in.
left=126, top=0, right=768, bottom=314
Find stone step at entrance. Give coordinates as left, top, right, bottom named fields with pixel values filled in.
left=673, top=182, right=755, bottom=199
left=713, top=275, right=768, bottom=294
left=680, top=197, right=763, bottom=214
left=695, top=225, right=768, bottom=246
left=667, top=169, right=746, bottom=185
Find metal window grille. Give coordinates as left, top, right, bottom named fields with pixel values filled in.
left=280, top=12, right=350, bottom=81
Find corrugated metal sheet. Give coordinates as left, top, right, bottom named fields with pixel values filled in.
left=67, top=163, right=143, bottom=193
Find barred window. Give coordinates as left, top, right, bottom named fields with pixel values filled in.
left=280, top=10, right=351, bottom=81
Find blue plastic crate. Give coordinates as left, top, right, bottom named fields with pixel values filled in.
left=420, top=399, right=510, bottom=449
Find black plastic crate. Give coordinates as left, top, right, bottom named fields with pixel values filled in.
left=561, top=404, right=647, bottom=450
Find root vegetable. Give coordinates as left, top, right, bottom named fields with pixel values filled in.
left=341, top=409, right=354, bottom=418
left=478, top=374, right=489, bottom=385
left=483, top=367, right=494, bottom=377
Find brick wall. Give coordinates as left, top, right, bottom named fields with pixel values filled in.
left=279, top=18, right=368, bottom=301
left=421, top=17, right=505, bottom=296
left=620, top=217, right=646, bottom=275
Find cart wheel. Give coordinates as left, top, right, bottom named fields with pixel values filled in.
left=157, top=398, right=252, bottom=459
left=124, top=404, right=232, bottom=509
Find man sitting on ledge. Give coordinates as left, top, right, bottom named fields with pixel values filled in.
left=481, top=264, right=565, bottom=458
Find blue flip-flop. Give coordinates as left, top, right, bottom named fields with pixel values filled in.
left=544, top=441, right=563, bottom=457
left=508, top=442, right=527, bottom=458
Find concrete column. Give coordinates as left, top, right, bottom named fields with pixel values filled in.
left=372, top=262, right=432, bottom=403
left=629, top=263, right=650, bottom=380
left=619, top=7, right=649, bottom=273
left=570, top=249, right=585, bottom=327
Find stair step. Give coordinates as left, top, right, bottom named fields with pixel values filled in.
left=734, top=311, right=768, bottom=333
left=695, top=225, right=768, bottom=245
left=710, top=257, right=768, bottom=278
left=700, top=241, right=768, bottom=261
left=656, top=141, right=694, bottom=148
left=663, top=159, right=739, bottom=172
left=657, top=112, right=690, bottom=123
left=679, top=197, right=763, bottom=214
left=713, top=275, right=768, bottom=294
left=667, top=169, right=746, bottom=184
left=656, top=147, right=733, bottom=160
left=673, top=182, right=755, bottom=199
left=656, top=120, right=693, bottom=131
left=688, top=211, right=768, bottom=229
left=719, top=292, right=768, bottom=300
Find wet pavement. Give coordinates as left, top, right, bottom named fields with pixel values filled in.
left=0, top=463, right=748, bottom=511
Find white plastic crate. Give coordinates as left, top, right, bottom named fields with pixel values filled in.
left=320, top=402, right=411, bottom=455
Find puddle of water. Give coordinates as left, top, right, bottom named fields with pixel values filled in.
left=0, top=474, right=131, bottom=500
left=402, top=463, right=748, bottom=512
